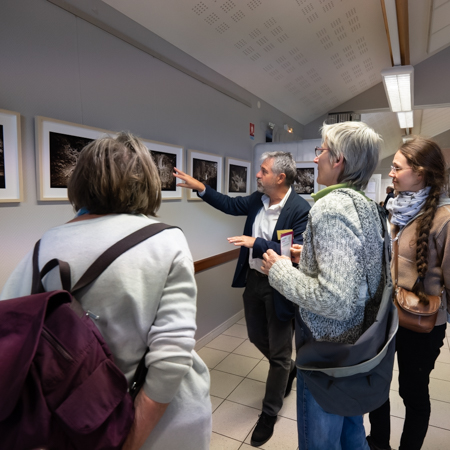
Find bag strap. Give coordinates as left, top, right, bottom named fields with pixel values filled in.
left=32, top=222, right=178, bottom=295
left=376, top=204, right=391, bottom=280
left=71, top=223, right=177, bottom=295
left=394, top=237, right=399, bottom=289
left=32, top=242, right=72, bottom=294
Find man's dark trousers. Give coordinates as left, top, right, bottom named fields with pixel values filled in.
left=244, top=269, right=294, bottom=416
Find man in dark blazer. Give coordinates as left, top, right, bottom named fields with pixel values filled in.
left=175, top=152, right=310, bottom=447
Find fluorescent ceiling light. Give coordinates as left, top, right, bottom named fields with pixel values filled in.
left=397, top=111, right=414, bottom=129
left=381, top=65, right=414, bottom=112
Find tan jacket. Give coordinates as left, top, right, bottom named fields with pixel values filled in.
left=393, top=203, right=450, bottom=326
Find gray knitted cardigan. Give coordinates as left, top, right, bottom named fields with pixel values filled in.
left=268, top=188, right=384, bottom=344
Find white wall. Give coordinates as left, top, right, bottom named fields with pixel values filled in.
left=0, top=0, right=304, bottom=339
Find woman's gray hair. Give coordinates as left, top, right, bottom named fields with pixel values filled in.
left=260, top=151, right=297, bottom=186
left=321, top=121, right=382, bottom=190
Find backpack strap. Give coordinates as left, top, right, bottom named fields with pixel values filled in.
left=31, top=241, right=72, bottom=294
left=32, top=222, right=178, bottom=295
left=71, top=223, right=178, bottom=295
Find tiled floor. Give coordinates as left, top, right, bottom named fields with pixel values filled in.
left=198, top=317, right=450, bottom=450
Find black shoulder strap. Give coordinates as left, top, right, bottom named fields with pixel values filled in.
left=32, top=242, right=72, bottom=294
left=32, top=223, right=178, bottom=295
left=71, top=223, right=177, bottom=294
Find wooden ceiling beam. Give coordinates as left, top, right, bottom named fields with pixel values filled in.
left=396, top=0, right=410, bottom=65
left=381, top=0, right=410, bottom=66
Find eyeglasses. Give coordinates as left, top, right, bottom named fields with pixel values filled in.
left=315, top=147, right=328, bottom=157
left=390, top=165, right=412, bottom=173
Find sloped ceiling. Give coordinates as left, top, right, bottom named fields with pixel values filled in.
left=102, top=0, right=392, bottom=125
left=96, top=0, right=450, bottom=157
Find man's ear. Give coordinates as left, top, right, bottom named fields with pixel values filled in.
left=277, top=173, right=286, bottom=185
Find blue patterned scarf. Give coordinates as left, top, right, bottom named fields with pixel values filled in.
left=387, top=187, right=431, bottom=227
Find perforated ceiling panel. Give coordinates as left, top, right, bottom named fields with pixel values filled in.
left=428, top=0, right=450, bottom=54
left=361, top=112, right=403, bottom=160
left=420, top=107, right=450, bottom=138
left=102, top=0, right=391, bottom=124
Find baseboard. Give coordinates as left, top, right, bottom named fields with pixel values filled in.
left=195, top=309, right=245, bottom=350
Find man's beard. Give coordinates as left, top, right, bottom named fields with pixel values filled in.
left=257, top=181, right=265, bottom=193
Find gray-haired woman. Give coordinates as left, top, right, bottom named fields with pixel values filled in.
left=261, top=121, right=385, bottom=450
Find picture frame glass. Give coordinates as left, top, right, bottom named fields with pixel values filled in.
left=193, top=158, right=218, bottom=191
left=37, top=117, right=113, bottom=201
left=187, top=149, right=223, bottom=200
left=0, top=109, right=22, bottom=202
left=0, top=124, right=5, bottom=190
left=142, top=139, right=184, bottom=200
left=294, top=162, right=318, bottom=200
left=49, top=131, right=94, bottom=189
left=225, top=157, right=251, bottom=196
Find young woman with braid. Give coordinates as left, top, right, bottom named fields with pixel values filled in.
left=367, top=137, right=450, bottom=450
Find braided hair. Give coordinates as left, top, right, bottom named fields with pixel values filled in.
left=399, top=137, right=447, bottom=304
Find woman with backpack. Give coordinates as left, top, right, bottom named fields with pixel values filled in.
left=261, top=121, right=386, bottom=450
left=367, top=137, right=450, bottom=450
left=0, top=132, right=212, bottom=449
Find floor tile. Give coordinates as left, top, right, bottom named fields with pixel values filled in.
left=388, top=389, right=450, bottom=431
left=278, top=391, right=297, bottom=420
left=367, top=411, right=450, bottom=450
left=364, top=414, right=404, bottom=450
left=431, top=361, right=450, bottom=381
left=390, top=370, right=399, bottom=391
left=429, top=377, right=450, bottom=403
left=210, top=369, right=244, bottom=399
left=387, top=389, right=405, bottom=418
left=211, top=395, right=225, bottom=413
left=207, top=334, right=246, bottom=352
left=429, top=398, right=450, bottom=429
left=227, top=378, right=266, bottom=410
left=238, top=444, right=253, bottom=449
left=215, top=353, right=260, bottom=377
left=233, top=339, right=265, bottom=359
left=244, top=416, right=298, bottom=450
left=247, top=360, right=270, bottom=383
left=210, top=432, right=242, bottom=450
left=237, top=317, right=246, bottom=326
left=212, top=400, right=260, bottom=441
left=197, top=346, right=230, bottom=369
left=222, top=324, right=249, bottom=339
left=437, top=348, right=450, bottom=364
left=421, top=425, right=450, bottom=449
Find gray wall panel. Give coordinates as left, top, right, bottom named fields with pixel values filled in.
left=0, top=0, right=303, bottom=339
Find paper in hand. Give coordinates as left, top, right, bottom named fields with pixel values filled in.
left=280, top=230, right=293, bottom=258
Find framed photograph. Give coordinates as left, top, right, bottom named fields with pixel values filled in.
left=0, top=109, right=23, bottom=202
left=141, top=138, right=184, bottom=200
left=187, top=149, right=223, bottom=200
left=225, top=157, right=251, bottom=197
left=293, top=162, right=318, bottom=200
left=35, top=116, right=114, bottom=201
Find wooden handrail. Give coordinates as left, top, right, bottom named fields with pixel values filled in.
left=194, top=249, right=240, bottom=274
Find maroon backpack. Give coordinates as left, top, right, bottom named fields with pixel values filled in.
left=0, top=222, right=174, bottom=449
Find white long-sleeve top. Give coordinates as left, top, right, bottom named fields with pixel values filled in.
left=1, top=213, right=211, bottom=449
